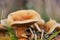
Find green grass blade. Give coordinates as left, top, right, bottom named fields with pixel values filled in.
left=48, top=31, right=60, bottom=40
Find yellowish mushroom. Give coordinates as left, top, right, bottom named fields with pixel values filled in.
left=45, top=19, right=60, bottom=34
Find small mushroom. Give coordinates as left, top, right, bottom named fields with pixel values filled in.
left=45, top=19, right=60, bottom=34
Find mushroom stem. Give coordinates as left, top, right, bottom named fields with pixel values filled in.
left=41, top=30, right=44, bottom=40
left=34, top=31, right=37, bottom=40
left=34, top=23, right=41, bottom=32
left=29, top=27, right=34, bottom=40
left=31, top=25, right=38, bottom=40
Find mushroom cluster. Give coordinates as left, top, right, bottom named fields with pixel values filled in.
left=0, top=10, right=60, bottom=40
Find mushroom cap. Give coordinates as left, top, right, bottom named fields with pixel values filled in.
left=7, top=10, right=41, bottom=26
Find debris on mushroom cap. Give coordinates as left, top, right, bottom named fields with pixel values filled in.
left=45, top=19, right=57, bottom=34
left=7, top=10, right=41, bottom=25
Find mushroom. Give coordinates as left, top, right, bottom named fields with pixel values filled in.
left=45, top=19, right=60, bottom=34
left=1, top=10, right=45, bottom=40
left=6, top=10, right=43, bottom=39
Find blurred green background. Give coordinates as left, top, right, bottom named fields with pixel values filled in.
left=0, top=0, right=60, bottom=22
